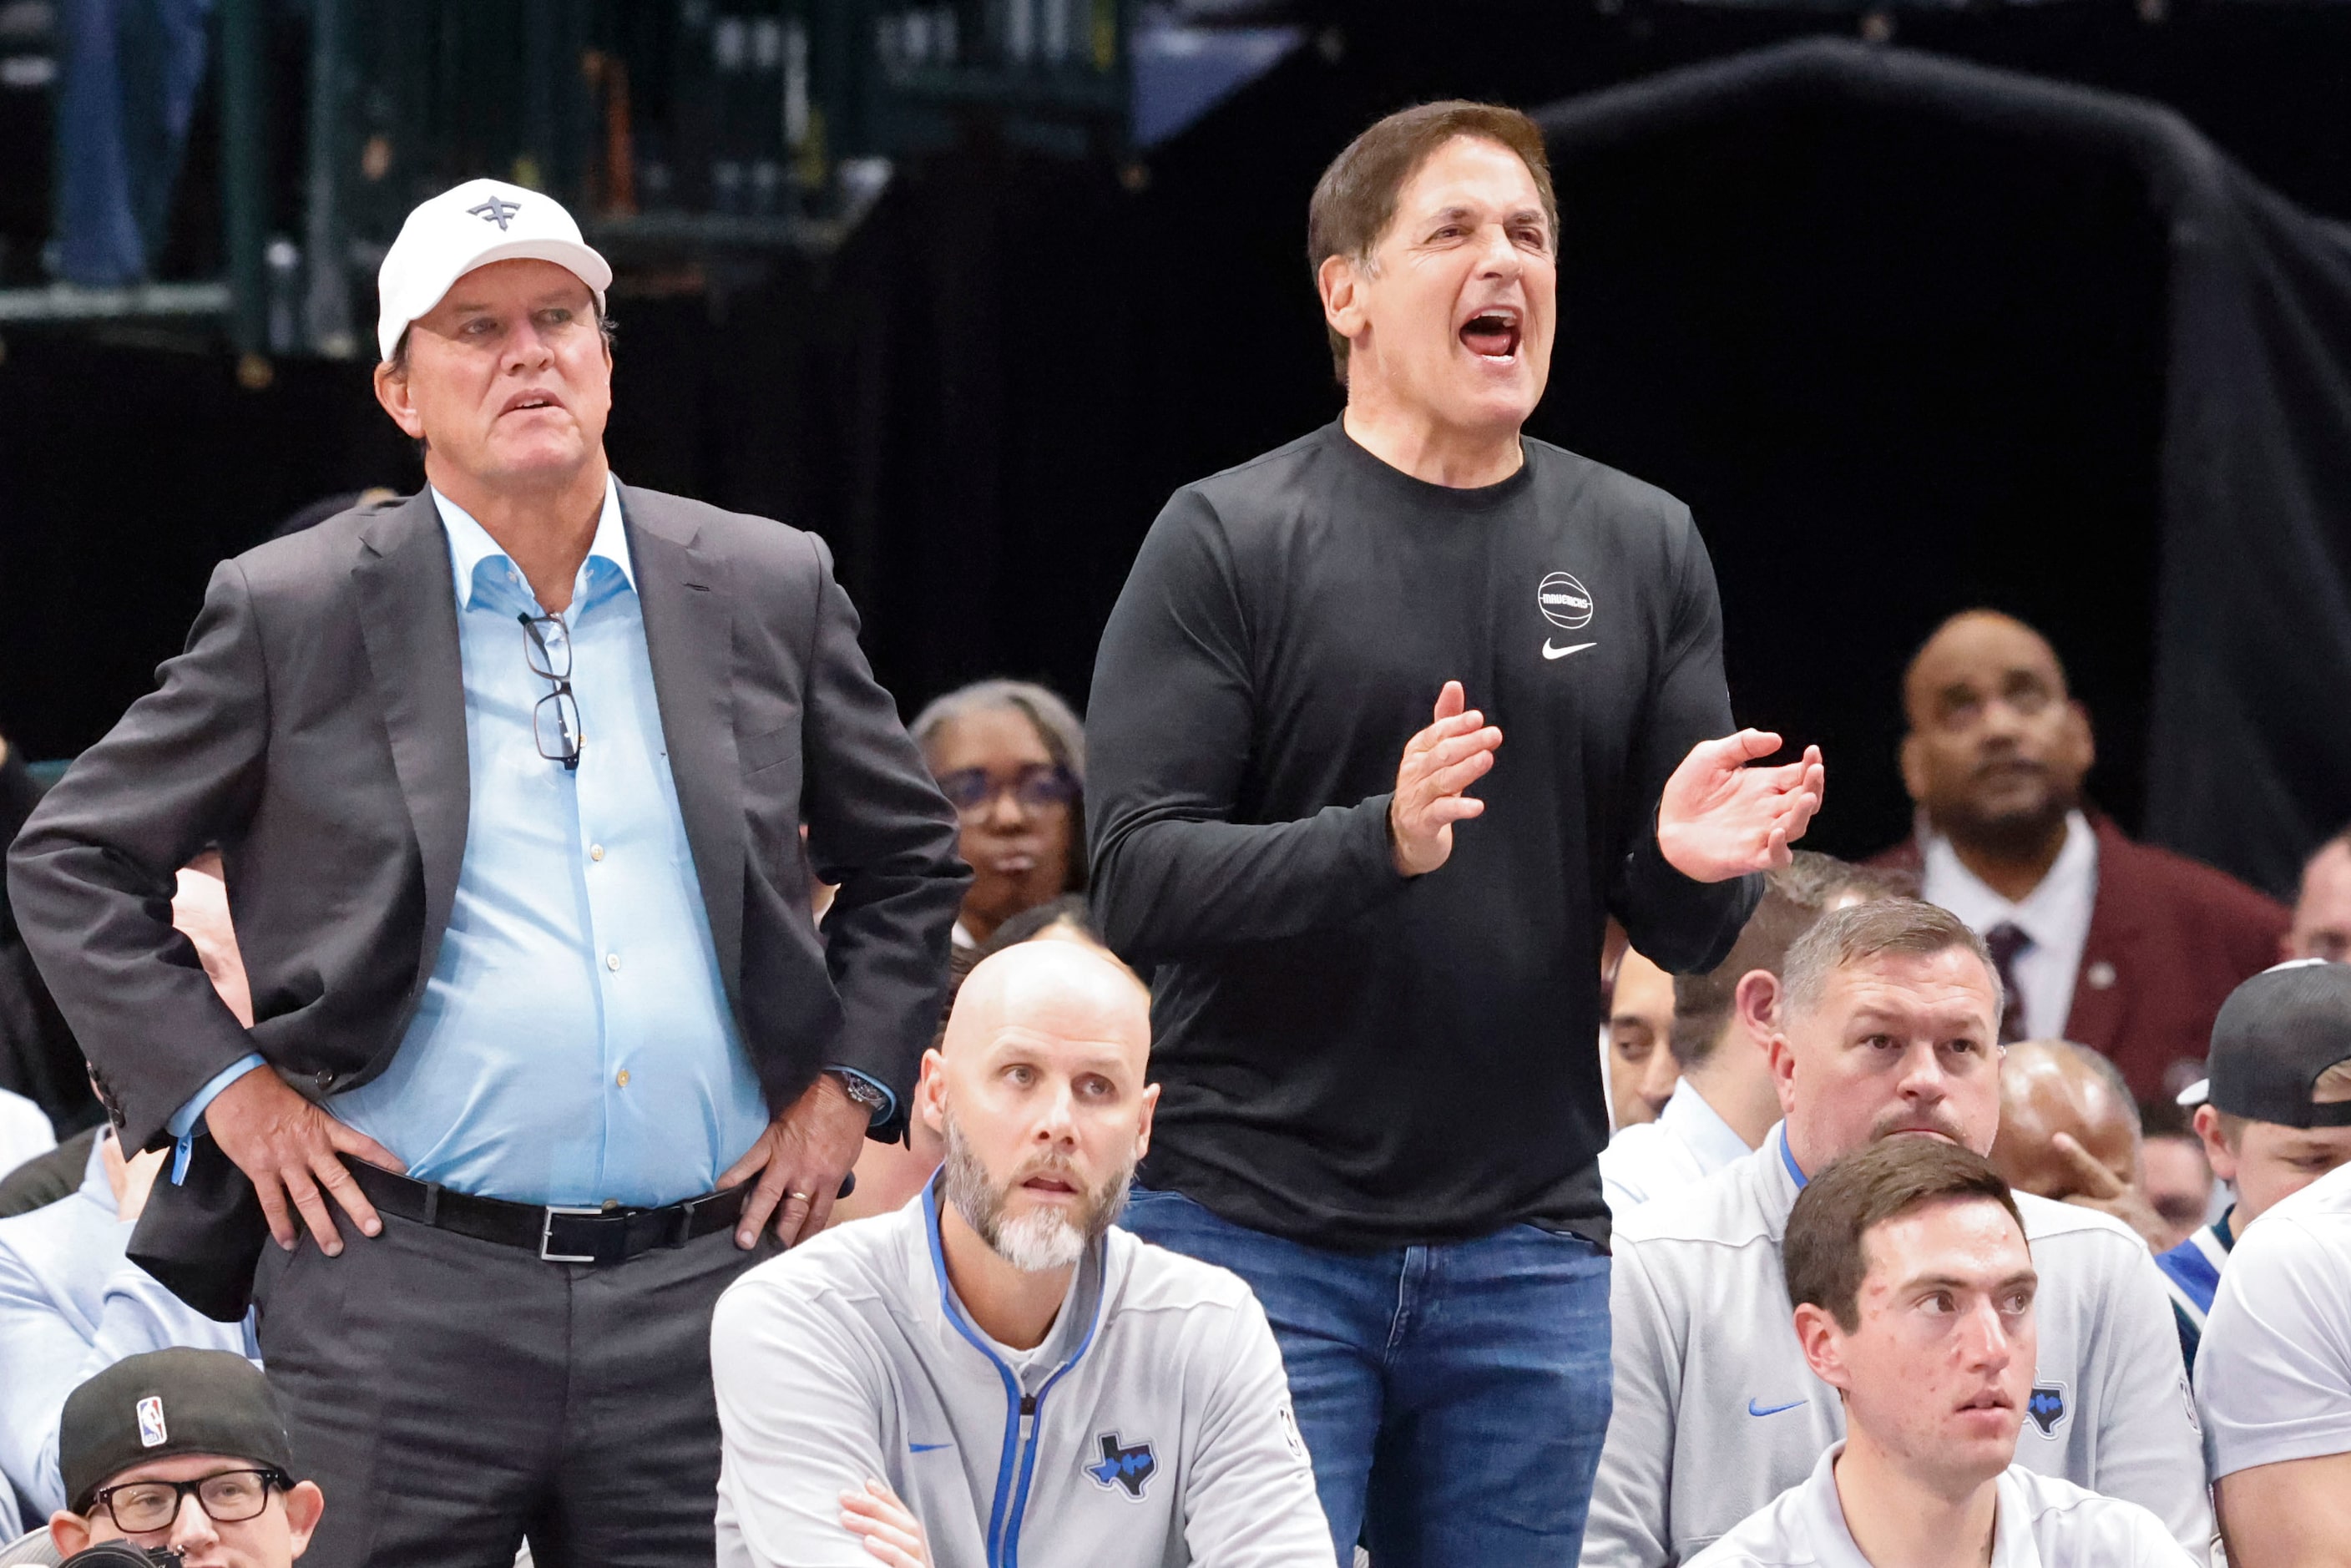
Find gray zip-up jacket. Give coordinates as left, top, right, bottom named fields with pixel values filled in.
left=710, top=1181, right=1332, bottom=1568
left=1582, top=1125, right=2212, bottom=1567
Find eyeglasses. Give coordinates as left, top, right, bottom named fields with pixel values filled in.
left=935, top=764, right=1078, bottom=819
left=519, top=612, right=584, bottom=770
left=94, top=1468, right=289, bottom=1532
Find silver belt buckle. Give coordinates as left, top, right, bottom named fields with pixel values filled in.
left=540, top=1205, right=604, bottom=1263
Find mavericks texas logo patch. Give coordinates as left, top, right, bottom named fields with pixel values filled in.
left=1085, top=1432, right=1158, bottom=1500
left=2026, top=1380, right=2069, bottom=1438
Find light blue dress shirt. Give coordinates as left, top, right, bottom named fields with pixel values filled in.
left=177, top=477, right=777, bottom=1207
left=0, top=1136, right=251, bottom=1521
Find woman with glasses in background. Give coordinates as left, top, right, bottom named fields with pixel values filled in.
left=909, top=680, right=1089, bottom=949
left=825, top=680, right=1090, bottom=1227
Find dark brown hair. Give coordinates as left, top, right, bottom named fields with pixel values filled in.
left=1784, top=1138, right=2025, bottom=1331
left=1307, top=100, right=1559, bottom=383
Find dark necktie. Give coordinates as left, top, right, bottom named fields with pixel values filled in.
left=1984, top=921, right=2032, bottom=1044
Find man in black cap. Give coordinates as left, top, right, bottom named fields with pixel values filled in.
left=2156, top=960, right=2351, bottom=1372
left=45, top=1348, right=322, bottom=1568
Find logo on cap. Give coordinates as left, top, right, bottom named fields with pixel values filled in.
left=136, top=1396, right=168, bottom=1449
left=468, top=195, right=523, bottom=230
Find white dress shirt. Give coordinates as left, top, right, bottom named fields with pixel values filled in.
left=1921, top=811, right=2100, bottom=1040
left=1687, top=1443, right=2194, bottom=1568
left=1600, top=1079, right=1753, bottom=1216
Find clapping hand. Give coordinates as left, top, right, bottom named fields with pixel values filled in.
left=1388, top=681, right=1504, bottom=878
left=1656, top=731, right=1825, bottom=882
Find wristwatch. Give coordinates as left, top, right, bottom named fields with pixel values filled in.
left=828, top=1069, right=891, bottom=1122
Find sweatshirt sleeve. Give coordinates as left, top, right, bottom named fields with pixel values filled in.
left=1085, top=488, right=1407, bottom=966
left=1180, top=1291, right=1335, bottom=1567
left=710, top=1274, right=902, bottom=1568
left=1605, top=512, right=1759, bottom=975
left=2086, top=1237, right=2216, bottom=1562
left=1581, top=1237, right=1682, bottom=1568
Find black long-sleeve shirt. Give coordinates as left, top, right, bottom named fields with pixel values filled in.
left=1087, top=422, right=1758, bottom=1251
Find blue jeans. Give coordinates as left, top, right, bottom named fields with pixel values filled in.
left=1122, top=1185, right=1612, bottom=1568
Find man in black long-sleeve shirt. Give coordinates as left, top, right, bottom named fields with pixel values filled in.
left=1089, top=103, right=1823, bottom=1566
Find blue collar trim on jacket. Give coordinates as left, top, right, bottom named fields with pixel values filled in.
left=1779, top=1125, right=1810, bottom=1190
left=920, top=1171, right=1108, bottom=1568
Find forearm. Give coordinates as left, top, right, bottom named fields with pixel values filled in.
left=2217, top=1459, right=2351, bottom=1568
left=1090, top=796, right=1406, bottom=964
left=1610, top=526, right=1759, bottom=973
left=797, top=535, right=968, bottom=1127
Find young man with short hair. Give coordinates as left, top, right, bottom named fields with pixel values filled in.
left=710, top=941, right=1328, bottom=1568
left=1087, top=99, right=1823, bottom=1564
left=1690, top=1138, right=2192, bottom=1568
left=47, top=1348, right=325, bottom=1567
left=1585, top=899, right=2210, bottom=1567
left=2157, top=961, right=2351, bottom=1370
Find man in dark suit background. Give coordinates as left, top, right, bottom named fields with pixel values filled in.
left=1873, top=609, right=2287, bottom=1101
left=7, top=178, right=967, bottom=1566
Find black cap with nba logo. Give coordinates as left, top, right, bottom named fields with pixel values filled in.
left=59, top=1348, right=295, bottom=1514
left=2187, top=959, right=2351, bottom=1127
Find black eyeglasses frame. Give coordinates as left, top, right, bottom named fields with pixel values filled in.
left=519, top=611, right=584, bottom=771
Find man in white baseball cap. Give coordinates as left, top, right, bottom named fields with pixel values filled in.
left=373, top=177, right=613, bottom=363
left=9, top=175, right=968, bottom=1567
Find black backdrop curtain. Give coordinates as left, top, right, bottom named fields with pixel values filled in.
left=1527, top=37, right=2351, bottom=893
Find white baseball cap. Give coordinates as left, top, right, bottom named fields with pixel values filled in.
left=376, top=178, right=613, bottom=362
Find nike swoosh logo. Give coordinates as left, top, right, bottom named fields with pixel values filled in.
left=909, top=1442, right=953, bottom=1453
left=1542, top=640, right=1596, bottom=660
left=1747, top=1399, right=1807, bottom=1418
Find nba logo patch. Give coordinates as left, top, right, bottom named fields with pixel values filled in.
left=136, top=1396, right=168, bottom=1448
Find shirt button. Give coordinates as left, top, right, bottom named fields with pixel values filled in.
left=590, top=844, right=605, bottom=862
left=605, top=953, right=621, bottom=972
left=616, top=1069, right=630, bottom=1087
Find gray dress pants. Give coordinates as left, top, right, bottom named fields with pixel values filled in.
left=252, top=1206, right=776, bottom=1568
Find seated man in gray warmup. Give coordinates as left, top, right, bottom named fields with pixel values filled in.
left=1585, top=899, right=2209, bottom=1566
left=709, top=939, right=1329, bottom=1568
left=1692, top=1137, right=2192, bottom=1568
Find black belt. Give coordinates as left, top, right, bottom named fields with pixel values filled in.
left=350, top=1161, right=751, bottom=1266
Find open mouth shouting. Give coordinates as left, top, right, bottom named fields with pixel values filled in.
left=1459, top=303, right=1524, bottom=362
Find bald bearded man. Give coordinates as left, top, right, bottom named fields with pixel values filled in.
left=1872, top=609, right=2287, bottom=1099
left=709, top=941, right=1328, bottom=1568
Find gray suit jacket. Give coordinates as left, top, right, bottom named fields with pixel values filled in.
left=8, top=484, right=967, bottom=1154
